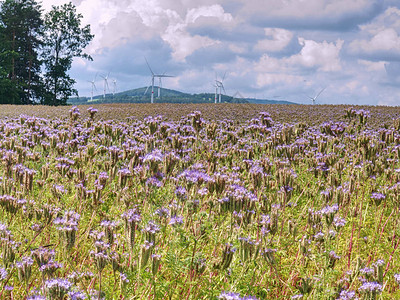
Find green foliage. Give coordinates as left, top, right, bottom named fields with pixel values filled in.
left=0, top=0, right=93, bottom=105
left=0, top=0, right=44, bottom=104
left=41, top=2, right=94, bottom=106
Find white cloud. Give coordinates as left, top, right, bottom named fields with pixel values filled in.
left=255, top=28, right=293, bottom=52
left=239, top=0, right=379, bottom=23
left=42, top=0, right=234, bottom=61
left=349, top=7, right=400, bottom=58
left=289, top=38, right=344, bottom=71
left=40, top=1, right=400, bottom=105
left=186, top=4, right=233, bottom=24
left=162, top=25, right=219, bottom=61
left=254, top=37, right=343, bottom=81
left=256, top=73, right=303, bottom=86
left=358, top=60, right=385, bottom=71
left=162, top=4, right=233, bottom=61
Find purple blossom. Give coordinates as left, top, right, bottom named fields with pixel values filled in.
left=143, top=220, right=161, bottom=234
left=16, top=256, right=34, bottom=268
left=146, top=176, right=163, bottom=187
left=359, top=267, right=374, bottom=276
left=175, top=186, right=187, bottom=199
left=371, top=192, right=385, bottom=200
left=27, top=296, right=46, bottom=300
left=120, top=273, right=130, bottom=283
left=45, top=278, right=73, bottom=299
left=336, top=290, right=356, bottom=300
left=358, top=281, right=382, bottom=293
left=218, top=291, right=258, bottom=300
left=143, top=150, right=163, bottom=163
left=69, top=290, right=87, bottom=300
left=54, top=210, right=80, bottom=232
left=333, top=216, right=346, bottom=229
left=121, top=207, right=141, bottom=223
left=320, top=204, right=339, bottom=215
left=155, top=207, right=170, bottom=218
left=329, top=250, right=340, bottom=260
left=169, top=215, right=184, bottom=226
left=178, top=169, right=211, bottom=185
left=0, top=267, right=7, bottom=280
left=395, top=273, right=400, bottom=284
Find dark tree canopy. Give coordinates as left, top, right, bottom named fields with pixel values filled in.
left=0, top=0, right=44, bottom=104
left=0, top=0, right=94, bottom=105
left=41, top=2, right=94, bottom=106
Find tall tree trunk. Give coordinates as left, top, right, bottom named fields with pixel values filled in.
left=11, top=29, right=15, bottom=81
left=27, top=34, right=32, bottom=104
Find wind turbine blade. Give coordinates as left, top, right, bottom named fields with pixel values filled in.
left=144, top=80, right=152, bottom=95
left=144, top=57, right=154, bottom=75
left=222, top=71, right=227, bottom=82
left=314, top=87, right=326, bottom=100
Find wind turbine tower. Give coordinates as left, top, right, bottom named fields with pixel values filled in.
left=112, top=79, right=117, bottom=95
left=88, top=74, right=97, bottom=101
left=101, top=73, right=110, bottom=98
left=214, top=83, right=218, bottom=103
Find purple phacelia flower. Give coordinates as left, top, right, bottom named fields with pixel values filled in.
left=371, top=192, right=385, bottom=200
left=336, top=290, right=356, bottom=300
left=358, top=281, right=382, bottom=293
left=169, top=215, right=184, bottom=226
left=0, top=267, right=7, bottom=280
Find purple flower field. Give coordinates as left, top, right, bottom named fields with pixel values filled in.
left=0, top=104, right=400, bottom=299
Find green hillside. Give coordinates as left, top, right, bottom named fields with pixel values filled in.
left=68, top=87, right=296, bottom=105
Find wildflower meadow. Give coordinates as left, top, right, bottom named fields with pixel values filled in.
left=0, top=104, right=400, bottom=299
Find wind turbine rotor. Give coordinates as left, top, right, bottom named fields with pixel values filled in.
left=307, top=87, right=326, bottom=105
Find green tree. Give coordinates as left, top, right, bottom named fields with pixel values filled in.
left=42, top=2, right=93, bottom=106
left=0, top=0, right=44, bottom=104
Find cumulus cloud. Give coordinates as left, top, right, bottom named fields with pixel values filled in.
left=40, top=0, right=400, bottom=105
left=43, top=0, right=234, bottom=61
left=349, top=7, right=400, bottom=60
left=240, top=0, right=383, bottom=30
left=254, top=28, right=293, bottom=52
left=290, top=38, right=344, bottom=71
left=254, top=37, right=343, bottom=85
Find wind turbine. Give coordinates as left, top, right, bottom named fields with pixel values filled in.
left=214, top=82, right=218, bottom=103
left=215, top=72, right=226, bottom=103
left=100, top=72, right=110, bottom=98
left=308, top=87, right=326, bottom=105
left=144, top=58, right=174, bottom=103
left=112, top=79, right=117, bottom=95
left=87, top=74, right=97, bottom=101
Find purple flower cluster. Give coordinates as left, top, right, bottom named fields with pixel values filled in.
left=218, top=291, right=258, bottom=300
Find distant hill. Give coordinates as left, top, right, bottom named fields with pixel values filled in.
left=68, top=87, right=297, bottom=105
left=246, top=98, right=297, bottom=105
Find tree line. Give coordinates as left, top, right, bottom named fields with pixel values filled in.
left=0, top=0, right=93, bottom=105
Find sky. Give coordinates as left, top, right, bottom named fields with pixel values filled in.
left=40, top=0, right=400, bottom=106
